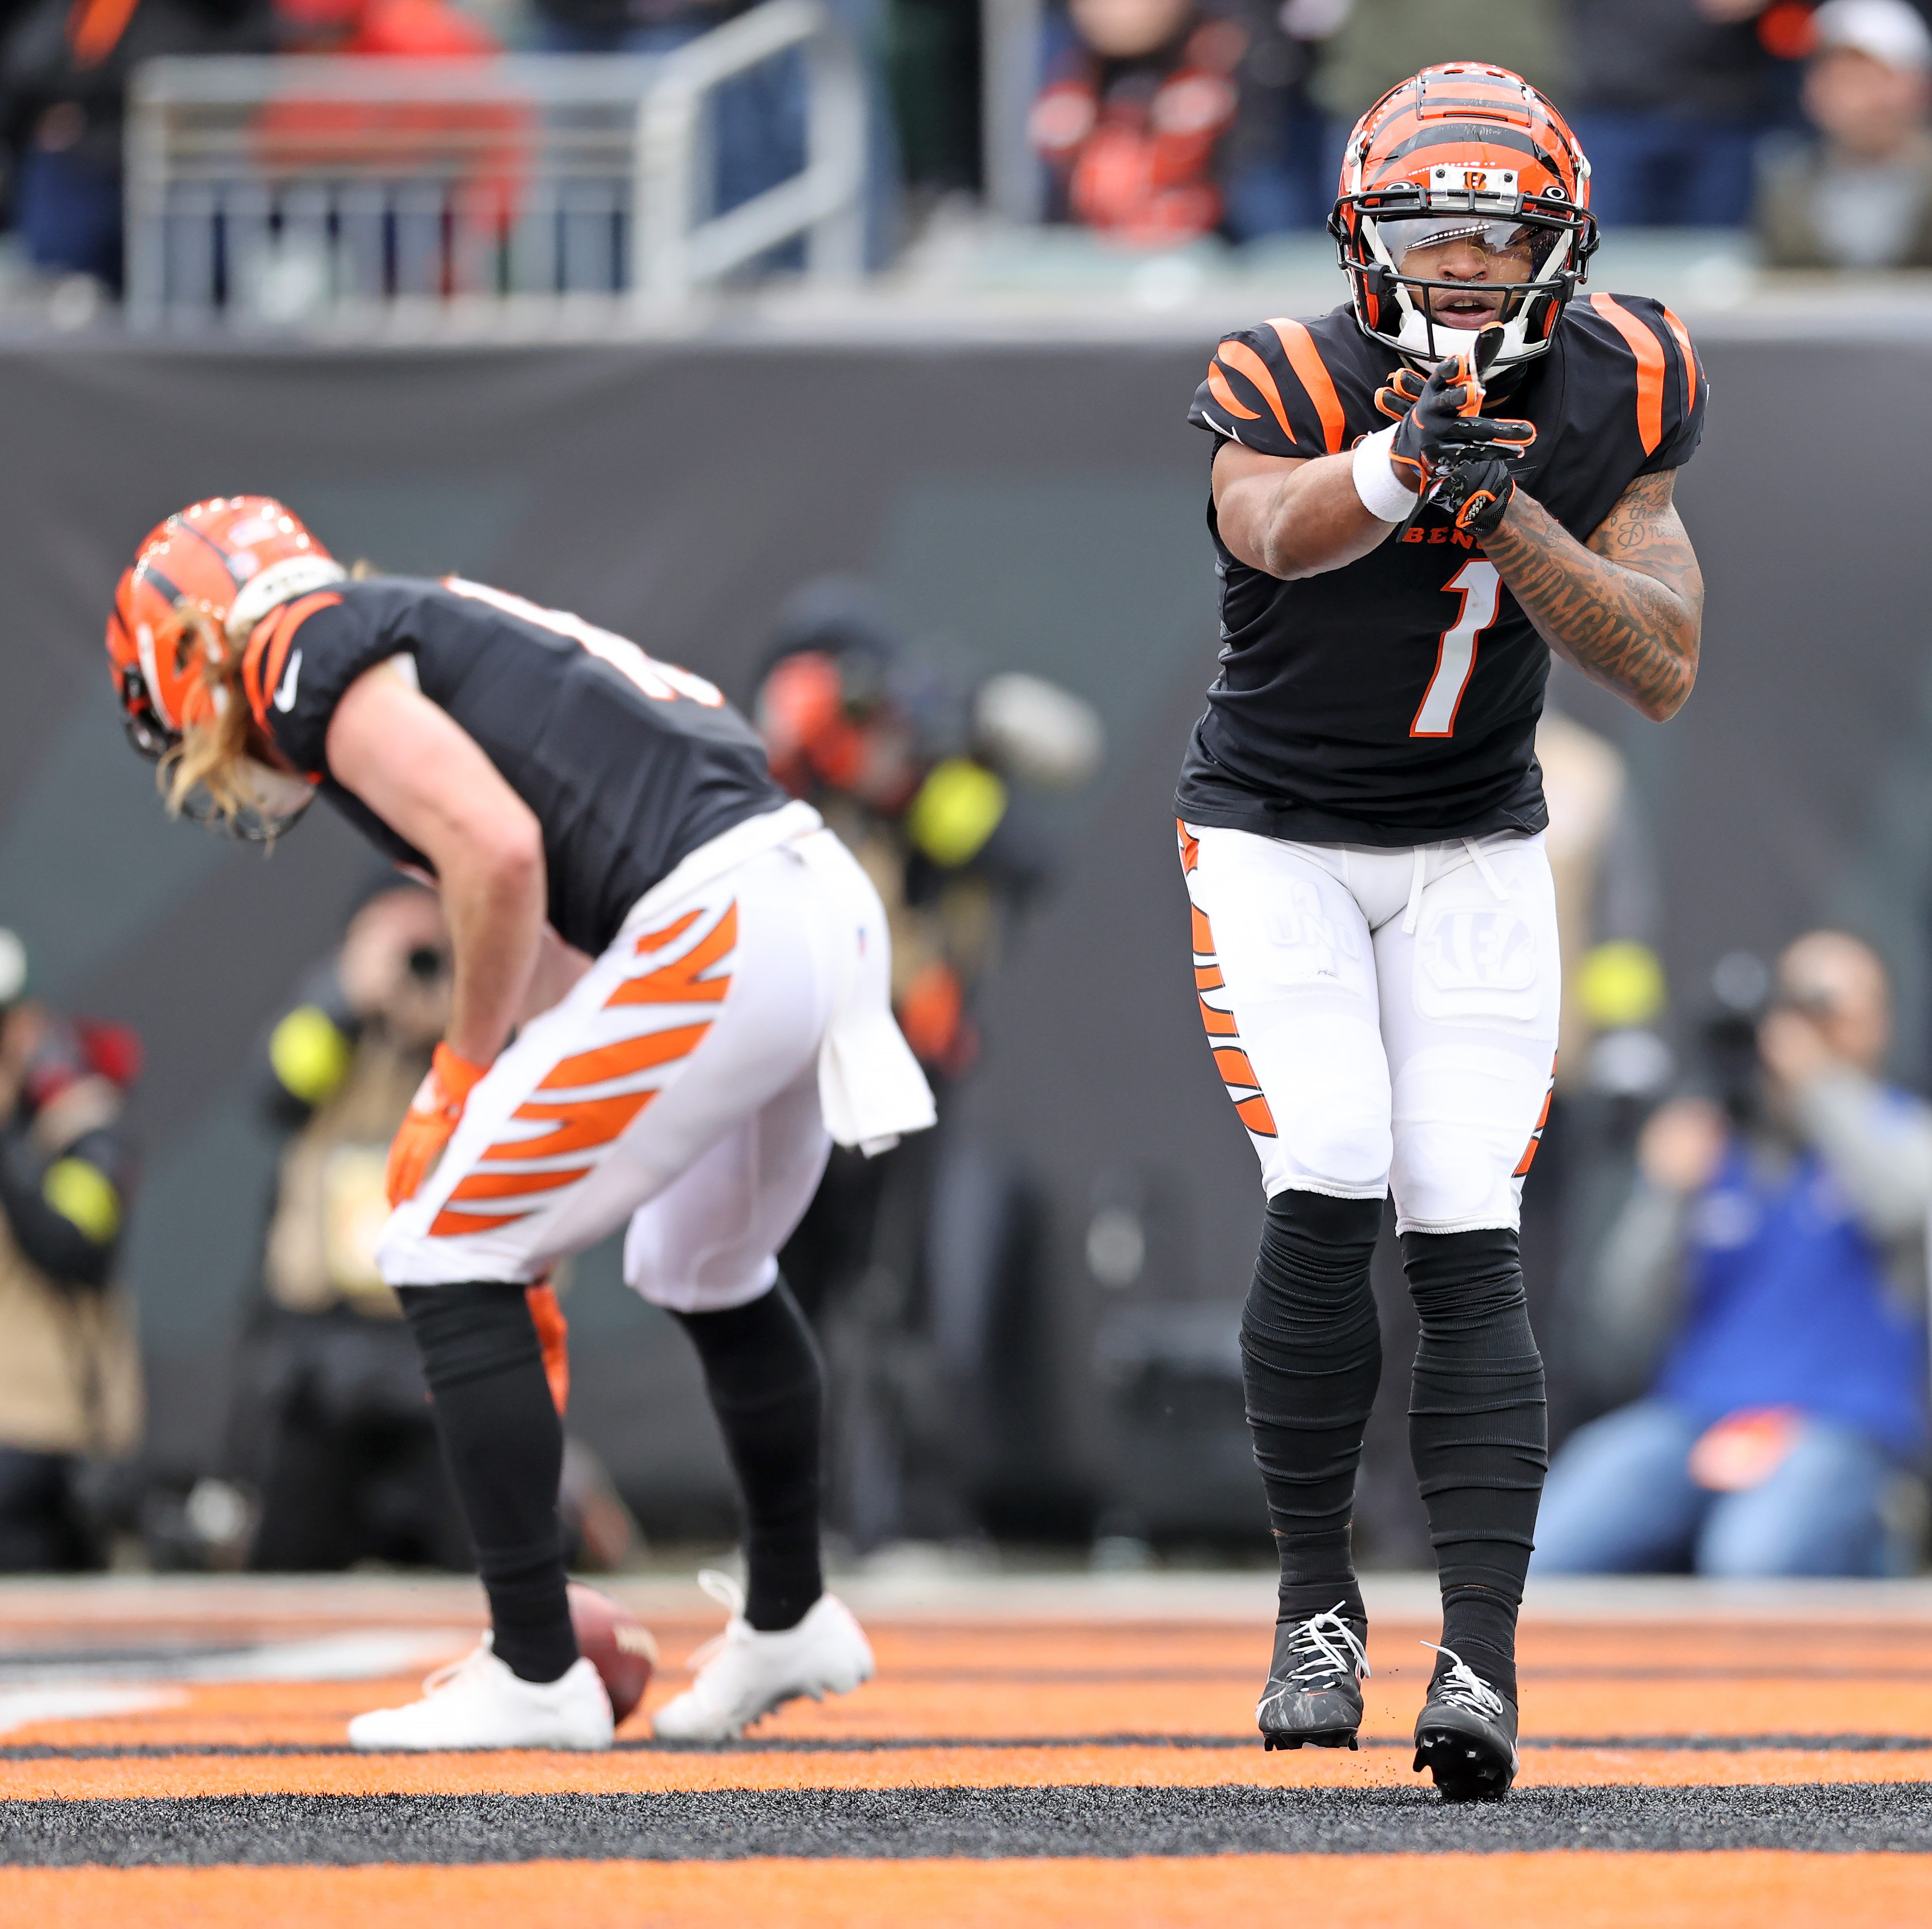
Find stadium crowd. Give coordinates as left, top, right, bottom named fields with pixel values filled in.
left=5, top=0, right=1932, bottom=293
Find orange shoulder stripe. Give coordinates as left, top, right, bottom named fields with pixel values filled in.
left=1215, top=340, right=1295, bottom=444
left=1206, top=361, right=1261, bottom=422
left=1658, top=302, right=1700, bottom=410
left=240, top=591, right=344, bottom=735
left=1589, top=293, right=1666, bottom=456
left=1264, top=319, right=1347, bottom=455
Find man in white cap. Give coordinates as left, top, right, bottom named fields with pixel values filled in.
left=1759, top=0, right=1932, bottom=269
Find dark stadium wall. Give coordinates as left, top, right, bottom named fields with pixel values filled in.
left=0, top=331, right=1924, bottom=1530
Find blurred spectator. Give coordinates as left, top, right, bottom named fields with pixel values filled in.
left=1306, top=0, right=1566, bottom=145
left=278, top=0, right=499, bottom=54
left=226, top=881, right=471, bottom=1571
left=1567, top=0, right=1786, bottom=228
left=1535, top=932, right=1931, bottom=1576
left=1030, top=0, right=1316, bottom=243
left=1758, top=0, right=1932, bottom=268
left=754, top=580, right=1103, bottom=1544
left=0, top=0, right=276, bottom=290
left=0, top=928, right=142, bottom=1570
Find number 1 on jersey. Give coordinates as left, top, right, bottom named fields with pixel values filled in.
left=1411, top=559, right=1501, bottom=738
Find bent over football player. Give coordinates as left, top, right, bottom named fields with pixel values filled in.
left=1180, top=64, right=1705, bottom=1798
left=105, top=503, right=935, bottom=1750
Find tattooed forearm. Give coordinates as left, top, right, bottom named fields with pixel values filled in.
left=1483, top=469, right=1704, bottom=721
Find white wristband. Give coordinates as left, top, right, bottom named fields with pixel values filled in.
left=1351, top=423, right=1419, bottom=524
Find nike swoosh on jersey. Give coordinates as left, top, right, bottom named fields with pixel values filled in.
left=273, top=648, right=302, bottom=712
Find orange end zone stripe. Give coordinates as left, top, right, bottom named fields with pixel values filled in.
left=1214, top=340, right=1296, bottom=444
left=5, top=1855, right=1931, bottom=1929
left=1589, top=293, right=1666, bottom=455
left=1265, top=318, right=1346, bottom=455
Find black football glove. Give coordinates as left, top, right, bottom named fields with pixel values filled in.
left=1375, top=327, right=1535, bottom=538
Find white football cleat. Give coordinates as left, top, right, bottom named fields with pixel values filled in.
left=650, top=1570, right=875, bottom=1742
left=347, top=1639, right=614, bottom=1752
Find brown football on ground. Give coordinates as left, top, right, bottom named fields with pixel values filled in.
left=567, top=1582, right=657, bottom=1724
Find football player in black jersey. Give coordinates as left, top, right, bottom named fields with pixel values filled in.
left=106, top=498, right=935, bottom=1750
left=1178, top=63, right=1706, bottom=1798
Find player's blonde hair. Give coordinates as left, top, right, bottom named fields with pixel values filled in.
left=157, top=607, right=256, bottom=828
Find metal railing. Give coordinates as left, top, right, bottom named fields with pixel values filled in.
left=124, top=0, right=866, bottom=331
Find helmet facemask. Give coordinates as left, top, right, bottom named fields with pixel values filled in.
left=1336, top=170, right=1596, bottom=373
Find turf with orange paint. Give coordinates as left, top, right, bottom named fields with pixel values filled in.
left=4, top=1853, right=1930, bottom=1929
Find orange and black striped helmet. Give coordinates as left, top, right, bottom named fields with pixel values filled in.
left=1329, top=63, right=1597, bottom=372
left=105, top=496, right=344, bottom=762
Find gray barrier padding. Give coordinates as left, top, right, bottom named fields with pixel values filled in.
left=0, top=329, right=1923, bottom=1511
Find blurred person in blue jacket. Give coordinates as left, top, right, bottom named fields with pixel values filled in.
left=1535, top=930, right=1931, bottom=1577
left=0, top=928, right=142, bottom=1570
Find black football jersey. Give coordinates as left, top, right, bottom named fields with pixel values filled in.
left=1179, top=294, right=1707, bottom=844
left=253, top=576, right=785, bottom=955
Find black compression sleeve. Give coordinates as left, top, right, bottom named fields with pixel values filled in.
left=672, top=1280, right=825, bottom=1633
left=1241, top=1190, right=1385, bottom=1629
left=399, top=1283, right=578, bottom=1685
left=1401, top=1228, right=1548, bottom=1701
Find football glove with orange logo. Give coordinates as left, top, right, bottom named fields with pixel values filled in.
left=385, top=1042, right=489, bottom=1206
left=1376, top=332, right=1536, bottom=538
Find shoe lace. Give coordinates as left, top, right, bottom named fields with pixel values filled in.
left=681, top=1569, right=750, bottom=1678
left=1282, top=1605, right=1371, bottom=1688
left=1420, top=1641, right=1505, bottom=1719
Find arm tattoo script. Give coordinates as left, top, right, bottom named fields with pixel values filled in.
left=1483, top=469, right=1704, bottom=721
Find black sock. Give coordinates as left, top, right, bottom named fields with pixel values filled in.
left=673, top=1280, right=825, bottom=1633
left=1240, top=1190, right=1384, bottom=1629
left=1400, top=1228, right=1548, bottom=1703
left=399, top=1284, right=578, bottom=1685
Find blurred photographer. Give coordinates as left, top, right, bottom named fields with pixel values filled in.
left=1535, top=931, right=1931, bottom=1576
left=0, top=928, right=142, bottom=1569
left=229, top=879, right=472, bottom=1571
left=753, top=581, right=1103, bottom=1545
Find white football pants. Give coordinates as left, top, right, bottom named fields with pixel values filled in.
left=377, top=833, right=886, bottom=1310
left=1179, top=821, right=1560, bottom=1234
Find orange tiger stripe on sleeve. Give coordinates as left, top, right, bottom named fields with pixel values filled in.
left=1264, top=319, right=1347, bottom=455
left=1215, top=340, right=1297, bottom=444
left=1589, top=294, right=1667, bottom=456
left=1206, top=362, right=1262, bottom=422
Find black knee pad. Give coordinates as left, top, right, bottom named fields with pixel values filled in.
left=1399, top=1227, right=1530, bottom=1334
left=1243, top=1191, right=1384, bottom=1344
left=399, top=1282, right=541, bottom=1397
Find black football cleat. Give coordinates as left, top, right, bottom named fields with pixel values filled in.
left=1257, top=1605, right=1370, bottom=1752
left=1412, top=1642, right=1519, bottom=1801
